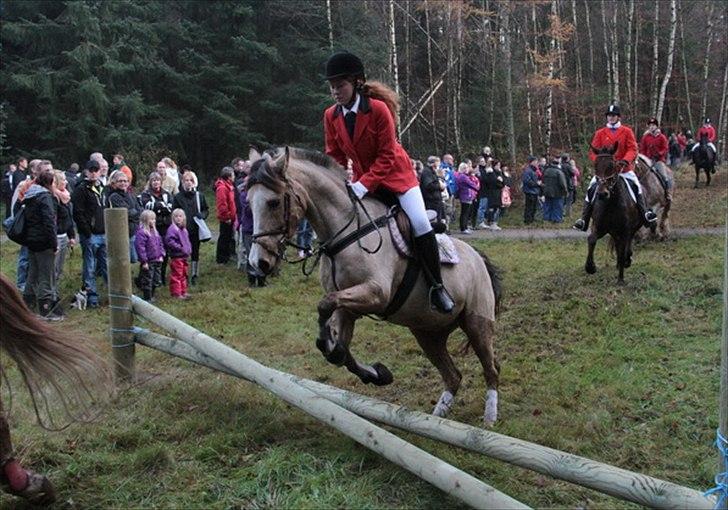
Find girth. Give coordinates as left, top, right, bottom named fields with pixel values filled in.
left=318, top=207, right=421, bottom=319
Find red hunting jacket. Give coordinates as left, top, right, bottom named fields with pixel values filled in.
left=639, top=130, right=669, bottom=162
left=214, top=178, right=236, bottom=222
left=697, top=125, right=716, bottom=142
left=589, top=124, right=639, bottom=173
left=324, top=94, right=418, bottom=194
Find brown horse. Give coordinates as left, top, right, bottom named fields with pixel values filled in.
left=584, top=146, right=643, bottom=283
left=0, top=273, right=110, bottom=505
left=634, top=155, right=673, bottom=240
left=246, top=147, right=503, bottom=426
left=691, top=134, right=716, bottom=188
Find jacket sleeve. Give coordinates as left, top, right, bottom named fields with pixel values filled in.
left=72, top=186, right=92, bottom=237
left=135, top=231, right=148, bottom=263
left=324, top=110, right=348, bottom=168
left=164, top=227, right=182, bottom=253
left=420, top=169, right=439, bottom=193
left=589, top=131, right=601, bottom=163
left=215, top=185, right=230, bottom=221
left=658, top=135, right=669, bottom=158
left=41, top=195, right=58, bottom=250
left=358, top=104, right=398, bottom=192
left=622, top=128, right=638, bottom=163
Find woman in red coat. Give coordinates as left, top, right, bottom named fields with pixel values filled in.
left=323, top=51, right=453, bottom=313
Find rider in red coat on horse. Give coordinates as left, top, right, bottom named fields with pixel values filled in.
left=692, top=117, right=717, bottom=156
left=573, top=104, right=657, bottom=231
left=639, top=117, right=669, bottom=163
left=323, top=51, right=453, bottom=314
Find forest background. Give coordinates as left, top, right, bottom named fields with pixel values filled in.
left=1, top=0, right=727, bottom=182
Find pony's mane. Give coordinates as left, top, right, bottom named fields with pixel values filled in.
left=247, top=147, right=347, bottom=192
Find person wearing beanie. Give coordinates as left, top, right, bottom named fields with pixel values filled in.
left=573, top=104, right=657, bottom=231
left=324, top=50, right=453, bottom=313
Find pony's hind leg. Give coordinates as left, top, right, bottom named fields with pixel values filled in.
left=410, top=327, right=462, bottom=419
left=585, top=233, right=598, bottom=274
left=459, top=313, right=500, bottom=427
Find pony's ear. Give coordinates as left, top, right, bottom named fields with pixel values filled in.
left=590, top=144, right=600, bottom=154
left=248, top=147, right=262, bottom=162
left=610, top=142, right=619, bottom=155
left=271, top=147, right=290, bottom=177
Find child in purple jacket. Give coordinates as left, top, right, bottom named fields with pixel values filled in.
left=134, top=210, right=165, bottom=301
left=165, top=209, right=192, bottom=299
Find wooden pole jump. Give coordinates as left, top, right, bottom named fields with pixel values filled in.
left=719, top=219, right=728, bottom=510
left=130, top=297, right=528, bottom=510
left=104, top=208, right=135, bottom=382
left=134, top=328, right=716, bottom=510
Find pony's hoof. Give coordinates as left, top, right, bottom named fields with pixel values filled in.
left=315, top=336, right=327, bottom=355
left=361, top=362, right=393, bottom=386
left=325, top=341, right=347, bottom=366
left=585, top=263, right=596, bottom=274
left=624, top=257, right=632, bottom=268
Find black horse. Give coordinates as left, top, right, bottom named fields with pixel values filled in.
left=584, top=145, right=643, bottom=283
left=691, top=134, right=716, bottom=188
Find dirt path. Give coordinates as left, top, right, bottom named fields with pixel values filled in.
left=449, top=226, right=724, bottom=241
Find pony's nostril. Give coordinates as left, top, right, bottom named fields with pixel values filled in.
left=258, top=259, right=271, bottom=274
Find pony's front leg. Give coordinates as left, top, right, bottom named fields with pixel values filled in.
left=328, top=309, right=393, bottom=386
left=585, top=232, right=598, bottom=274
left=316, top=283, right=393, bottom=385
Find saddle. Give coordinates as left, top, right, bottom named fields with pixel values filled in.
left=387, top=207, right=460, bottom=265
left=637, top=154, right=672, bottom=198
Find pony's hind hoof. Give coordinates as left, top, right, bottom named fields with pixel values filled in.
left=361, top=362, right=393, bottom=386
left=585, top=262, right=597, bottom=274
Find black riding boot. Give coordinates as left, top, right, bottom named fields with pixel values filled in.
left=413, top=231, right=454, bottom=314
left=635, top=192, right=657, bottom=227
left=573, top=184, right=596, bottom=231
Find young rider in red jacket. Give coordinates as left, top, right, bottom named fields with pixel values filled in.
left=573, top=104, right=657, bottom=231
left=323, top=51, right=453, bottom=313
left=692, top=117, right=717, bottom=155
left=639, top=117, right=669, bottom=164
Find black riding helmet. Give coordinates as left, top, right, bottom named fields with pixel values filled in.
left=605, top=104, right=621, bottom=116
left=325, top=51, right=365, bottom=81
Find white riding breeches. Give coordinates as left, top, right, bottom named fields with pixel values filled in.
left=691, top=142, right=716, bottom=152
left=585, top=171, right=642, bottom=204
left=398, top=186, right=432, bottom=237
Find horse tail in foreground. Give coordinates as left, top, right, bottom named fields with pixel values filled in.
left=0, top=272, right=110, bottom=505
left=477, top=249, right=503, bottom=316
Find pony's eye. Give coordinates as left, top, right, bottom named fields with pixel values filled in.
left=267, top=199, right=280, bottom=209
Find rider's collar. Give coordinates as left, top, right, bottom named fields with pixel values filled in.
left=607, top=121, right=622, bottom=129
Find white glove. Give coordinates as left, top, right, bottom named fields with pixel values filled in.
left=350, top=181, right=368, bottom=199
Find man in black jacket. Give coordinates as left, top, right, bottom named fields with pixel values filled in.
left=71, top=160, right=108, bottom=308
left=420, top=156, right=446, bottom=231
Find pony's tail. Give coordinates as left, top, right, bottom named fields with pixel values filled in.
left=477, top=249, right=503, bottom=317
left=0, top=273, right=111, bottom=430
left=360, top=81, right=400, bottom=122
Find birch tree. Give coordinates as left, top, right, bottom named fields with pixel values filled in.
left=699, top=1, right=715, bottom=121
left=625, top=0, right=634, bottom=112
left=501, top=1, right=515, bottom=164
left=655, top=0, right=677, bottom=123
left=678, top=0, right=694, bottom=130
left=718, top=58, right=728, bottom=159
left=325, top=0, right=333, bottom=51
left=610, top=0, right=620, bottom=104
left=649, top=0, right=660, bottom=115
left=388, top=0, right=401, bottom=132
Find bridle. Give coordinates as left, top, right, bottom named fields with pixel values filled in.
left=250, top=183, right=307, bottom=263
left=594, top=153, right=619, bottom=193
left=250, top=178, right=388, bottom=279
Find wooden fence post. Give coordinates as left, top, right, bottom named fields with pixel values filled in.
left=720, top=218, right=728, bottom=510
left=105, top=208, right=135, bottom=383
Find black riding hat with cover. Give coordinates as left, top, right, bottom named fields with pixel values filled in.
left=325, top=51, right=365, bottom=81
left=605, top=104, right=621, bottom=116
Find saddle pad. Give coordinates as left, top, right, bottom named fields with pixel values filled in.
left=388, top=219, right=460, bottom=264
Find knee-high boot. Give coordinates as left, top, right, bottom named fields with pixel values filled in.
left=190, top=261, right=199, bottom=285
left=573, top=184, right=596, bottom=231
left=413, top=231, right=454, bottom=314
left=635, top=192, right=657, bottom=226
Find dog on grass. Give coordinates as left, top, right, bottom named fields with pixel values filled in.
left=70, top=289, right=88, bottom=310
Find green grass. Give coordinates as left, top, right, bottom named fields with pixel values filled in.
left=0, top=174, right=725, bottom=508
